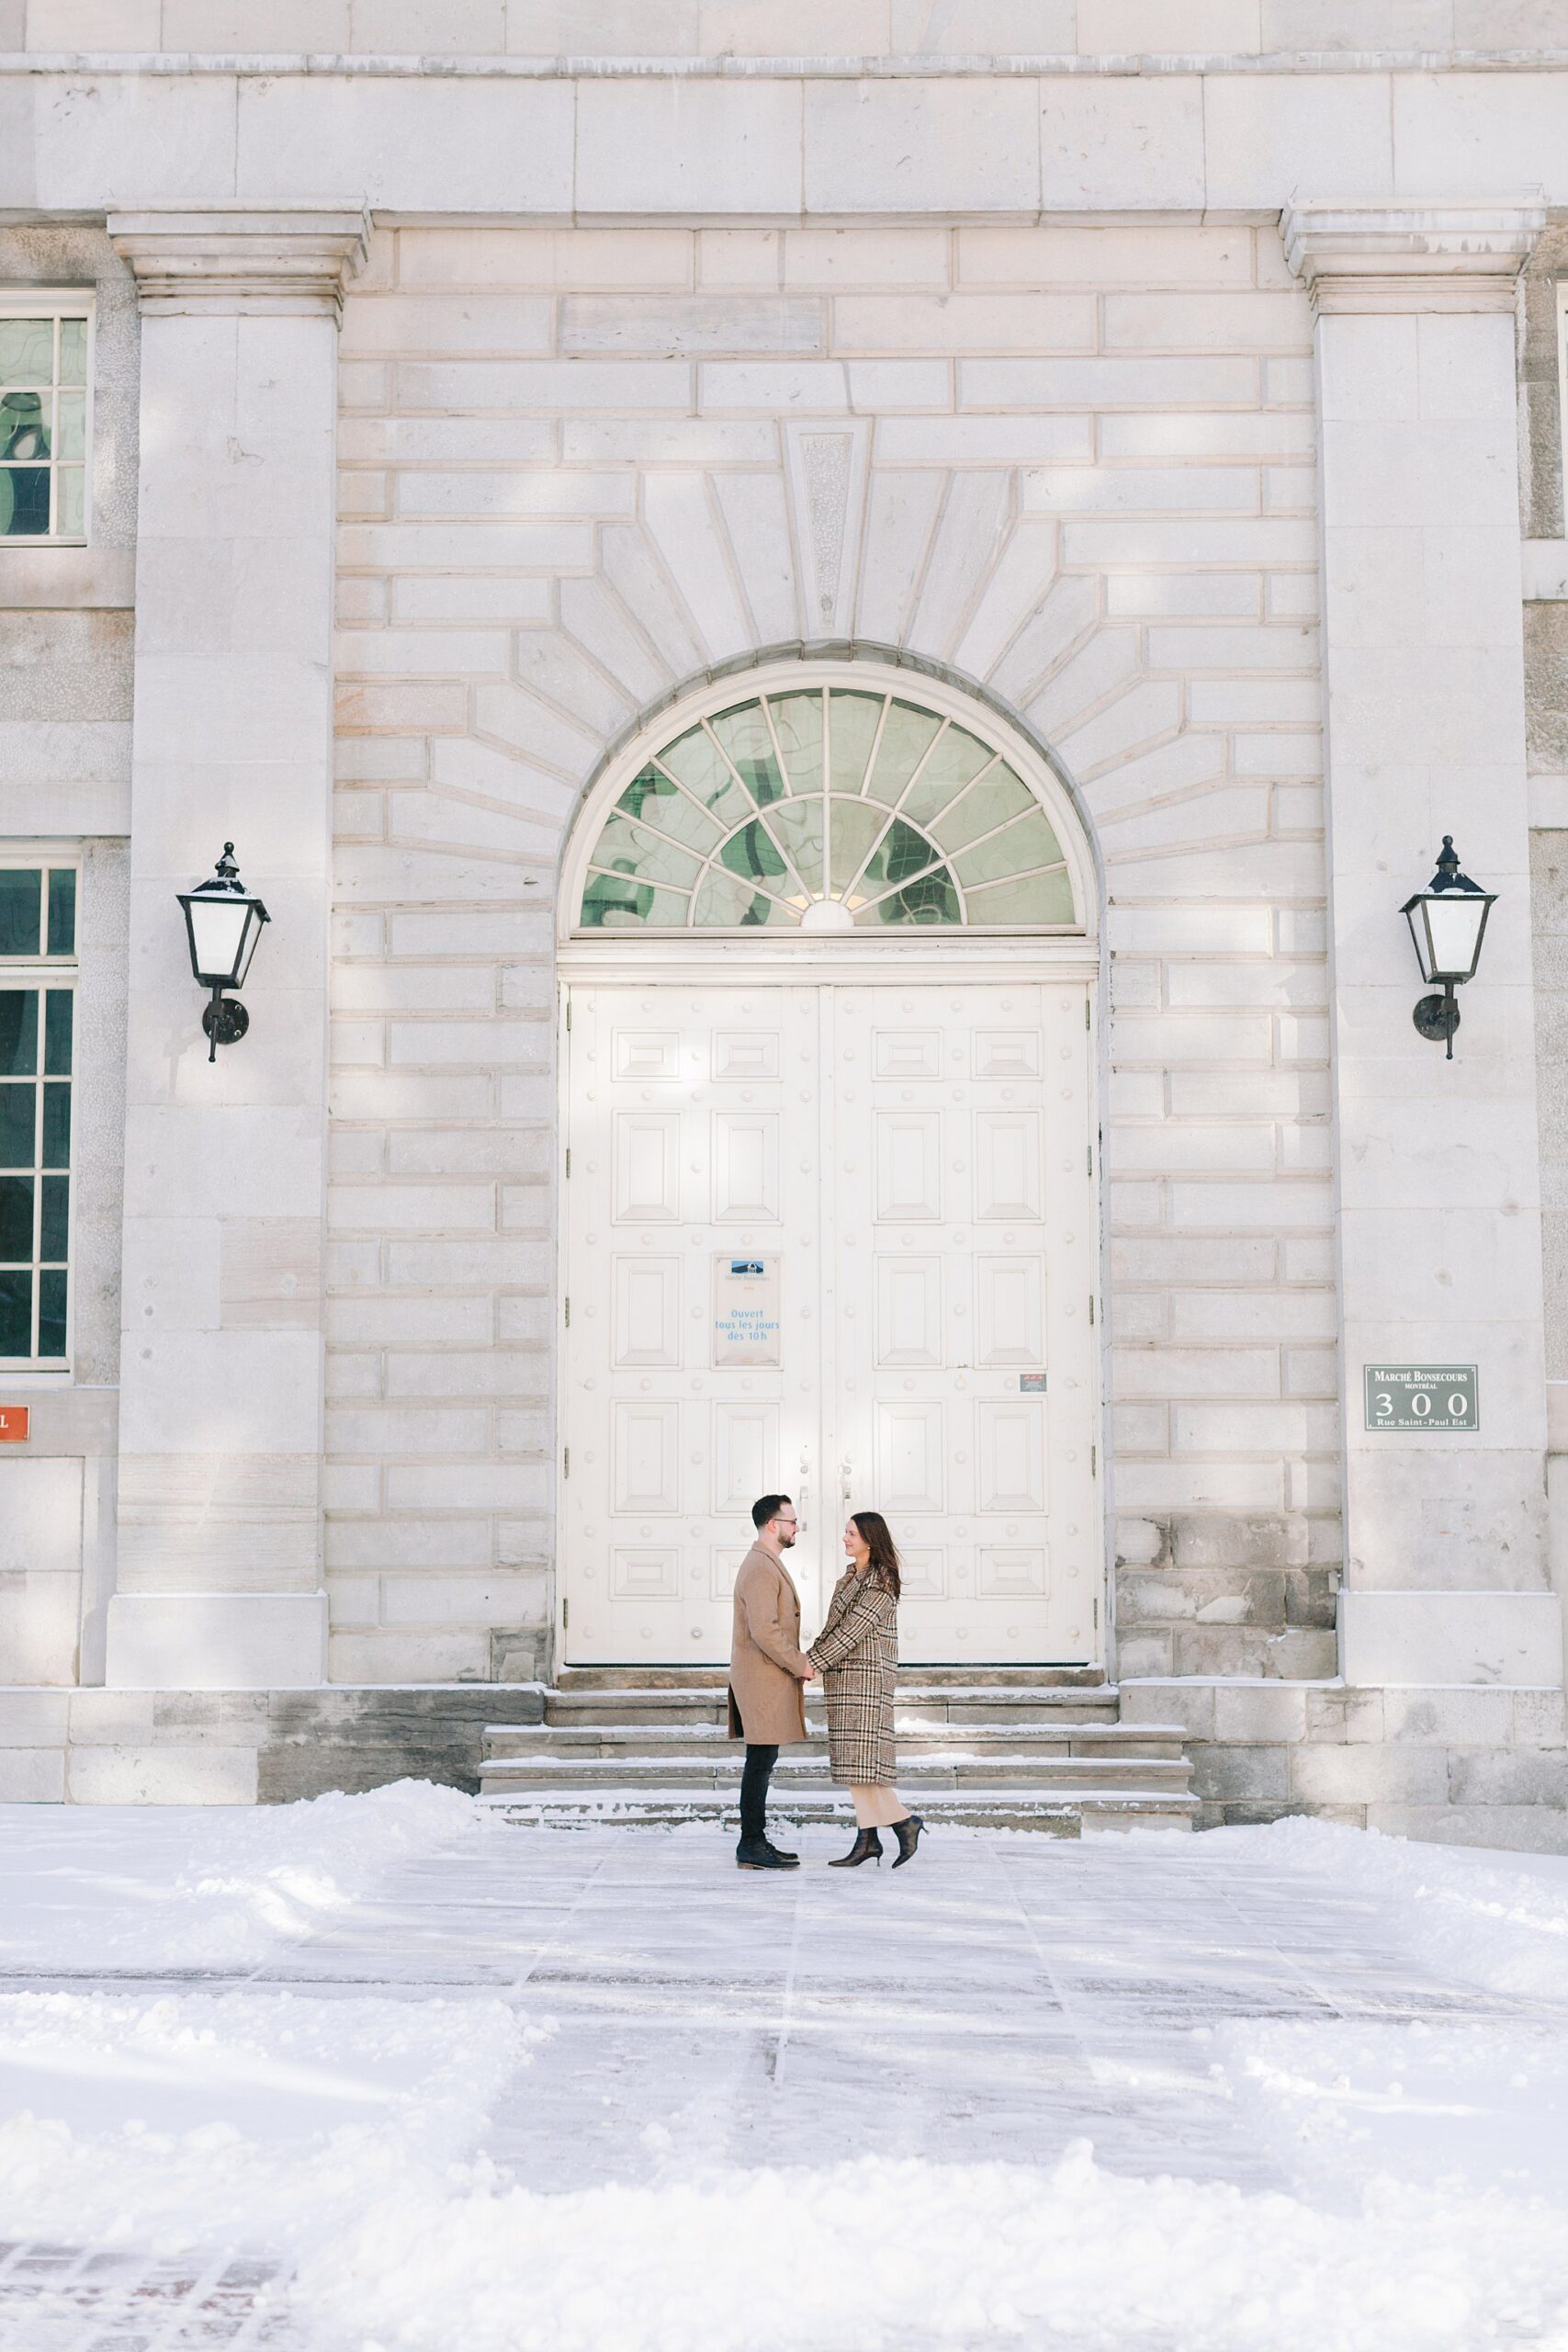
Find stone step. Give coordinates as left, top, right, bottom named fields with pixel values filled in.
left=555, top=1664, right=1107, bottom=1691
left=545, top=1688, right=1121, bottom=1728
left=480, top=1753, right=1192, bottom=1794
left=483, top=1723, right=1188, bottom=1761
left=478, top=1788, right=1197, bottom=1836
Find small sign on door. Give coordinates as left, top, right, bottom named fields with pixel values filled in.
left=0, top=1406, right=29, bottom=1442
left=1364, top=1365, right=1479, bottom=1432
left=1019, top=1373, right=1048, bottom=1393
left=713, top=1256, right=782, bottom=1368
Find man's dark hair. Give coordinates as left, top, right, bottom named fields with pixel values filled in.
left=752, top=1493, right=792, bottom=1531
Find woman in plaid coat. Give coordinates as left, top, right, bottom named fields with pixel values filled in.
left=807, top=1510, right=925, bottom=1870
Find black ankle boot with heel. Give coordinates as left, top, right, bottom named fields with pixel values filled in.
left=890, top=1814, right=925, bottom=1869
left=829, top=1826, right=884, bottom=1869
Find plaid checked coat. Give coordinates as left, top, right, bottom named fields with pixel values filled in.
left=808, top=1567, right=898, bottom=1786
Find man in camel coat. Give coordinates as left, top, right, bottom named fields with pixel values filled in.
left=728, top=1492, right=815, bottom=1870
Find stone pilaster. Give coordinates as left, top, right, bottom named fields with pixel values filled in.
left=1285, top=198, right=1563, bottom=1688
left=103, top=204, right=367, bottom=1690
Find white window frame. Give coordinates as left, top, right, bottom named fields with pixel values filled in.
left=0, top=288, right=95, bottom=548
left=0, top=850, right=81, bottom=1375
left=1557, top=281, right=1568, bottom=532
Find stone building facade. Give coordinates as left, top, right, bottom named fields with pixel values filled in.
left=1, top=3, right=1567, bottom=1838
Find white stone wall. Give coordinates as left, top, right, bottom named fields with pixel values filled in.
left=326, top=219, right=1337, bottom=1684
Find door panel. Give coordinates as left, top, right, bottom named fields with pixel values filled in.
left=563, top=976, right=1099, bottom=1665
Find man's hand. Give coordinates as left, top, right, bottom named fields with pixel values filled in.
left=801, top=1662, right=817, bottom=1682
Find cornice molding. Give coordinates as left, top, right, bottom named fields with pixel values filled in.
left=107, top=202, right=370, bottom=319
left=1282, top=197, right=1547, bottom=314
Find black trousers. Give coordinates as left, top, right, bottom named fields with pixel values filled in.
left=739, top=1743, right=778, bottom=1845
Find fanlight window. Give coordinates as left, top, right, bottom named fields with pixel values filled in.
left=578, top=686, right=1077, bottom=933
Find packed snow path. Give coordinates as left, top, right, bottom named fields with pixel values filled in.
left=3, top=1807, right=1568, bottom=2349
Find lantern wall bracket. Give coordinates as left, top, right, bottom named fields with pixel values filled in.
left=201, top=988, right=250, bottom=1062
left=1413, top=985, right=1460, bottom=1057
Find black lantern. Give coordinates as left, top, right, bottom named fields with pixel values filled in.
left=1401, top=836, right=1495, bottom=1061
left=176, top=842, right=270, bottom=1062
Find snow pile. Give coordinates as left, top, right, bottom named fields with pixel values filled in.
left=300, top=2144, right=1568, bottom=2352
left=0, top=1780, right=490, bottom=1969
left=0, top=1987, right=536, bottom=2258
left=1222, top=1816, right=1568, bottom=2001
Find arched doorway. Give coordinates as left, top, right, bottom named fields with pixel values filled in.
left=557, top=659, right=1101, bottom=1668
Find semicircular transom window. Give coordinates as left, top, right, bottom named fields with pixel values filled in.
left=577, top=686, right=1078, bottom=933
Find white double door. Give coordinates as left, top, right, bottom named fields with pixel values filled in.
left=560, top=976, right=1100, bottom=1665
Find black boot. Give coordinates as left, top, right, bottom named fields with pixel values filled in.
left=890, top=1814, right=925, bottom=1869
left=828, top=1826, right=883, bottom=1869
left=737, top=1838, right=799, bottom=1871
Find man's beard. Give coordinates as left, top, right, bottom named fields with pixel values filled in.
left=779, top=1528, right=796, bottom=1547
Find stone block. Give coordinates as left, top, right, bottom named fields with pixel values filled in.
left=0, top=1749, right=66, bottom=1802
left=1213, top=1683, right=1309, bottom=1743
left=1285, top=1567, right=1339, bottom=1631
left=1340, top=1591, right=1565, bottom=1689
left=1174, top=1626, right=1336, bottom=1678
left=805, top=79, right=1041, bottom=216
left=1366, top=1804, right=1568, bottom=1855
left=0, top=1576, right=81, bottom=1685
left=1304, top=1686, right=1385, bottom=1744
left=1447, top=1748, right=1568, bottom=1806
left=68, top=1746, right=260, bottom=1804
left=105, top=1594, right=328, bottom=1691
left=0, top=1690, right=70, bottom=1746
left=1514, top=1688, right=1568, bottom=1746
left=1115, top=1678, right=1216, bottom=1738
left=1288, top=1744, right=1449, bottom=1807
left=327, top=1629, right=491, bottom=1681
left=576, top=78, right=801, bottom=216
left=1381, top=1688, right=1515, bottom=1746
left=1039, top=74, right=1205, bottom=209
left=1112, top=1630, right=1175, bottom=1679
left=1192, top=1743, right=1290, bottom=1802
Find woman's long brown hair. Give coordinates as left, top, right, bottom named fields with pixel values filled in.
left=850, top=1510, right=901, bottom=1600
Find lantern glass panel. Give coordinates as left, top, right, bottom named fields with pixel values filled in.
left=186, top=895, right=249, bottom=986
left=1424, top=894, right=1488, bottom=982
left=233, top=905, right=265, bottom=988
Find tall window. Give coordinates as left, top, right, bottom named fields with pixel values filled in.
left=0, top=296, right=91, bottom=544
left=0, top=865, right=77, bottom=1367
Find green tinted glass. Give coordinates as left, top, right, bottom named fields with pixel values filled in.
left=38, top=1267, right=66, bottom=1359
left=767, top=693, right=823, bottom=796
left=710, top=703, right=784, bottom=808
left=0, top=1270, right=29, bottom=1358
left=964, top=868, right=1076, bottom=925
left=0, top=874, right=41, bottom=957
left=828, top=693, right=883, bottom=794
left=47, top=869, right=76, bottom=956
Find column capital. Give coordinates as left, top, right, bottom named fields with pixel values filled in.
left=1281, top=197, right=1546, bottom=314
left=108, top=201, right=370, bottom=320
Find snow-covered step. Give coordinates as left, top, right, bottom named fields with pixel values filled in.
left=478, top=1788, right=1197, bottom=1834
left=482, top=1722, right=1188, bottom=1763
left=479, top=1751, right=1192, bottom=1795
left=545, top=1686, right=1121, bottom=1729
left=554, top=1664, right=1107, bottom=1692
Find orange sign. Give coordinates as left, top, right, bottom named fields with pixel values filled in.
left=0, top=1407, right=29, bottom=1443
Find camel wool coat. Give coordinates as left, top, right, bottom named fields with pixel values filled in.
left=727, top=1541, right=811, bottom=1746
left=808, top=1568, right=898, bottom=1785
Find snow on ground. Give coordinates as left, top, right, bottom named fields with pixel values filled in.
left=0, top=1779, right=491, bottom=1969
left=2, top=1800, right=1567, bottom=2351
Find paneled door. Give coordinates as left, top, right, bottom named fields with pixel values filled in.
left=561, top=978, right=1099, bottom=1664
left=561, top=985, right=828, bottom=1663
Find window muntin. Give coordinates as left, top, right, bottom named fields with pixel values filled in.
left=0, top=298, right=91, bottom=545
left=0, top=864, right=77, bottom=1367
left=577, top=688, right=1077, bottom=933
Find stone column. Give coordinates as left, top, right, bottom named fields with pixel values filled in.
left=103, top=205, right=367, bottom=1690
left=1285, top=198, right=1563, bottom=1689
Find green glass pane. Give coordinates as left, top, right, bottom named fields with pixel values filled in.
left=0, top=1085, right=32, bottom=1169
left=42, top=1083, right=69, bottom=1170
left=55, top=389, right=85, bottom=461
left=710, top=702, right=785, bottom=808
left=864, top=700, right=943, bottom=808
left=47, top=870, right=75, bottom=957
left=0, top=464, right=51, bottom=537
left=44, top=991, right=72, bottom=1077
left=40, top=1172, right=67, bottom=1263
left=964, top=868, right=1077, bottom=925
left=0, top=875, right=41, bottom=957
left=588, top=814, right=702, bottom=891
left=0, top=991, right=38, bottom=1077
left=693, top=869, right=799, bottom=928
left=0, top=319, right=52, bottom=379
left=899, top=724, right=994, bottom=827
left=1, top=389, right=51, bottom=458
left=829, top=692, right=884, bottom=795
left=854, top=820, right=939, bottom=907
left=59, top=319, right=87, bottom=386
left=0, top=1269, right=30, bottom=1358
left=854, top=869, right=962, bottom=927
left=763, top=797, right=825, bottom=900
left=38, top=1267, right=65, bottom=1359
left=655, top=726, right=754, bottom=825
left=767, top=693, right=823, bottom=796
left=930, top=768, right=1038, bottom=854
left=58, top=468, right=84, bottom=537
left=579, top=872, right=689, bottom=929
left=828, top=797, right=886, bottom=896
left=718, top=819, right=790, bottom=888
left=0, top=1176, right=31, bottom=1263
left=953, top=811, right=1067, bottom=888
left=615, top=766, right=722, bottom=855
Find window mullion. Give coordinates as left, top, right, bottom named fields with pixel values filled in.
left=30, top=990, right=42, bottom=1360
